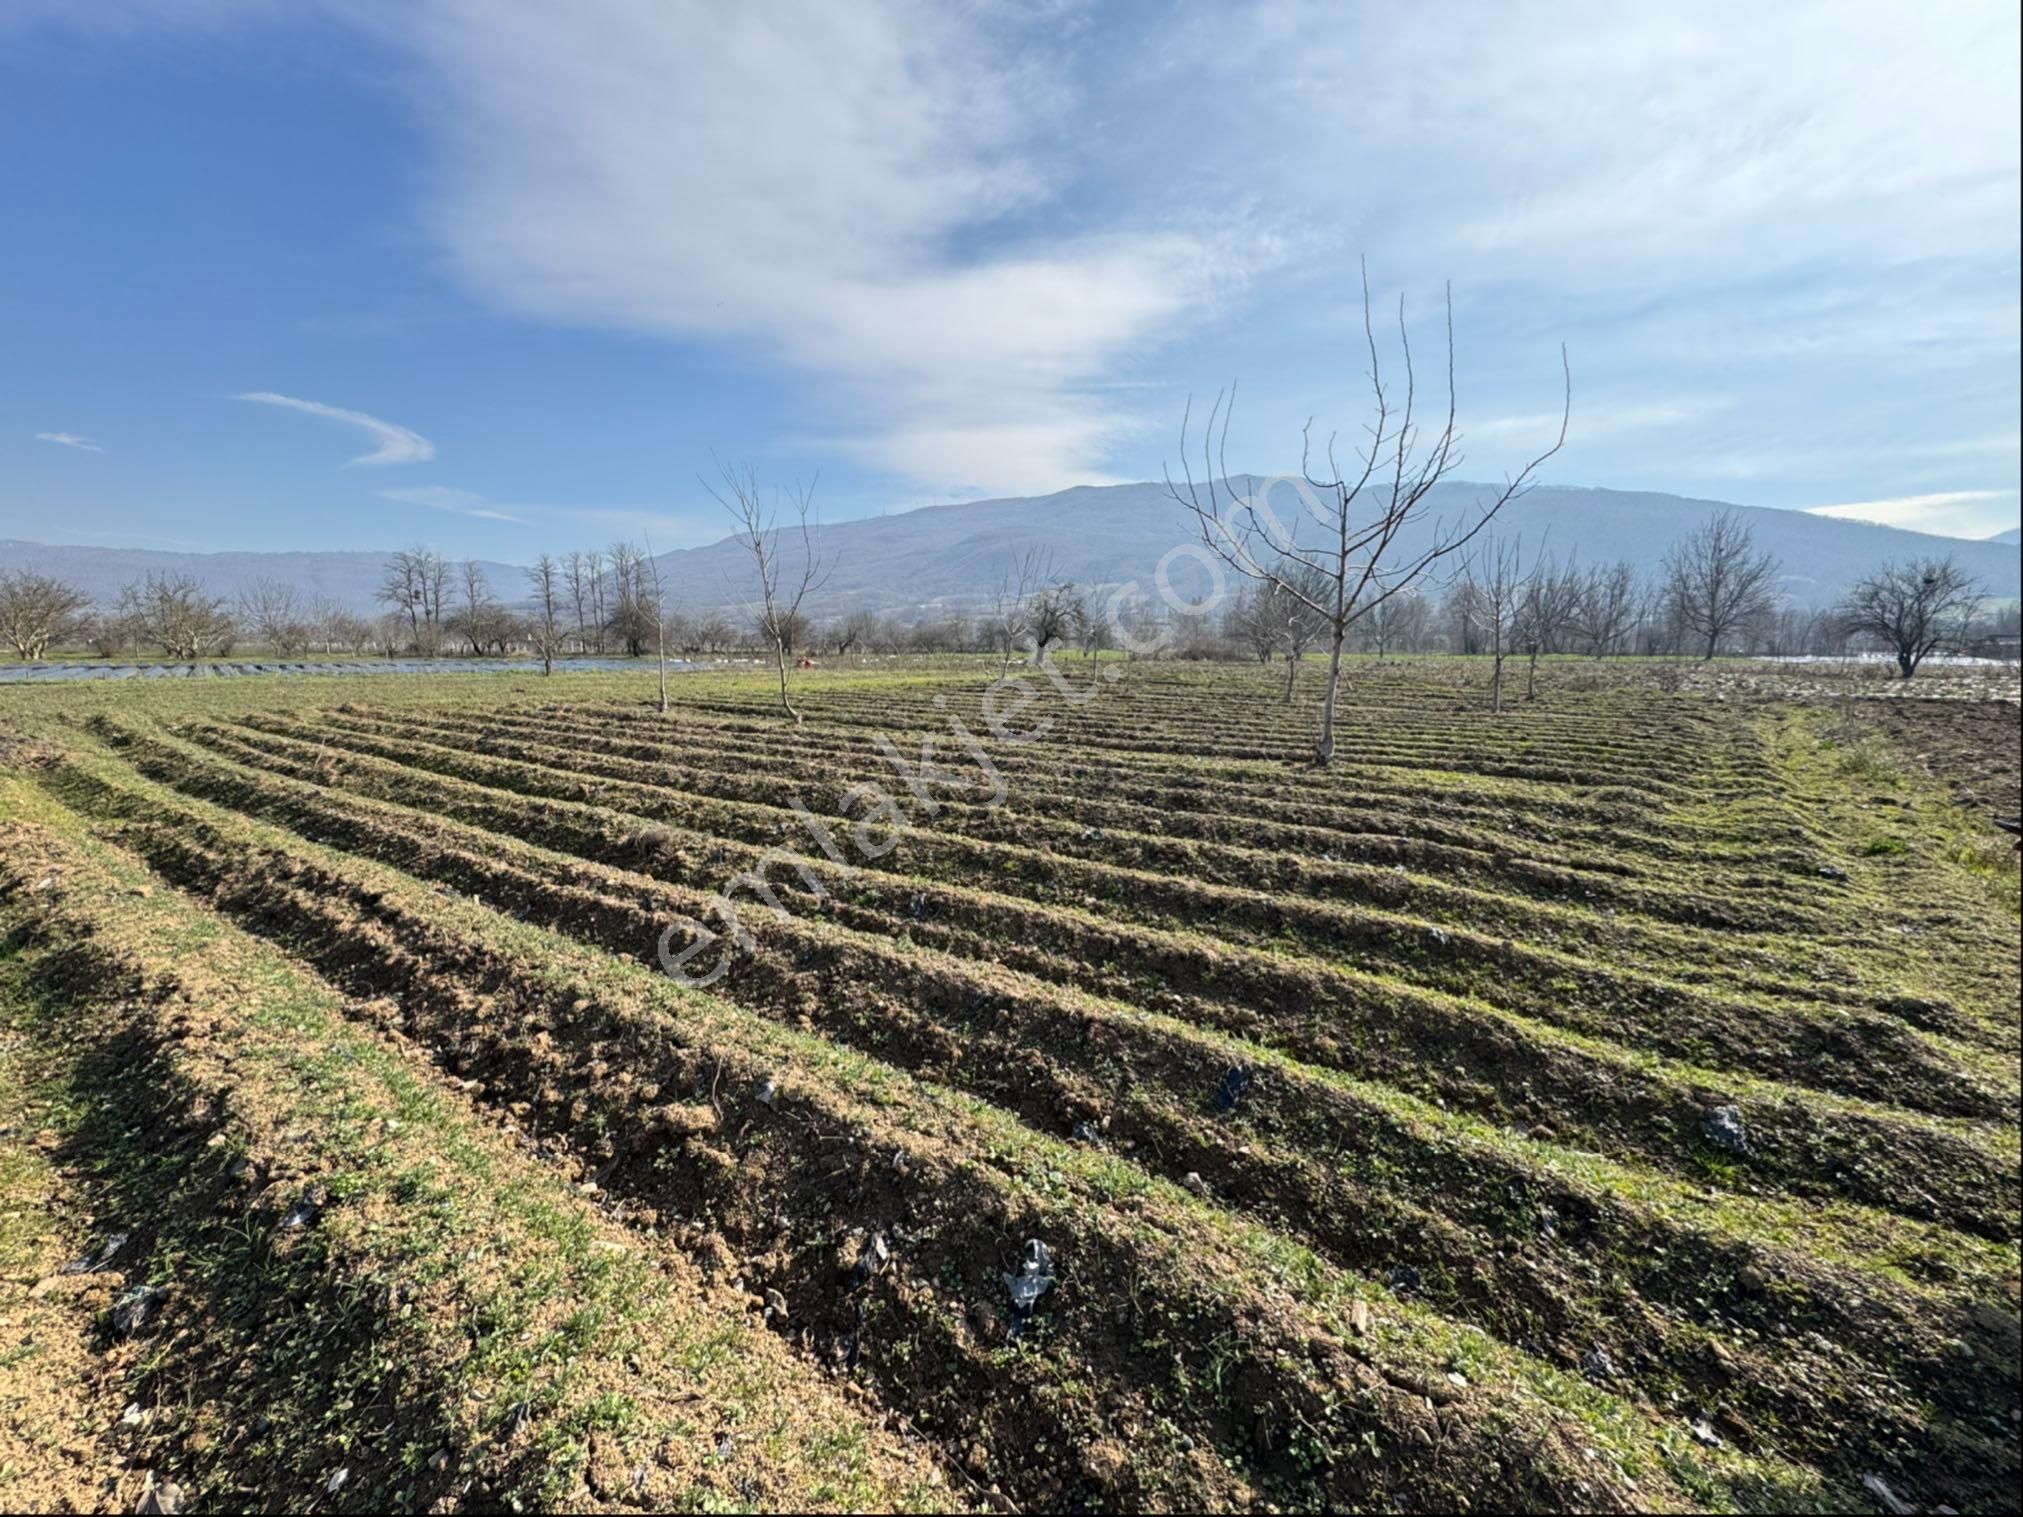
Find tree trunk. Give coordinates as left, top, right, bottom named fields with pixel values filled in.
left=775, top=638, right=800, bottom=723
left=1898, top=651, right=1915, bottom=679
left=1315, top=627, right=1346, bottom=766
left=1703, top=628, right=1719, bottom=660
left=1282, top=649, right=1298, bottom=705
left=1526, top=648, right=1539, bottom=700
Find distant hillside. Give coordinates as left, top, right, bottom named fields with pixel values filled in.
left=640, top=480, right=2023, bottom=617
left=5, top=481, right=2017, bottom=620
left=1986, top=526, right=2021, bottom=546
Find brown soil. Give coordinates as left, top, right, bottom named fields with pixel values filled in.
left=1848, top=699, right=2023, bottom=823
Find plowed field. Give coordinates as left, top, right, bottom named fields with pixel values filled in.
left=2, top=659, right=2016, bottom=1512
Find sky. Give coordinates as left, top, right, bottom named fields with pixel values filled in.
left=2, top=0, right=2018, bottom=560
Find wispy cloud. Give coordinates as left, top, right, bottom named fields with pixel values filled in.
left=377, top=485, right=521, bottom=522
left=1472, top=399, right=1723, bottom=443
left=237, top=391, right=435, bottom=466
left=376, top=485, right=721, bottom=544
left=1806, top=489, right=2018, bottom=538
left=35, top=431, right=105, bottom=453
left=85, top=527, right=211, bottom=549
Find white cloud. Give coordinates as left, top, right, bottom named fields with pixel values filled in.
left=1181, top=1, right=2019, bottom=283
left=377, top=485, right=521, bottom=522
left=237, top=391, right=435, bottom=466
left=348, top=1, right=1245, bottom=496
left=1807, top=489, right=2018, bottom=537
left=35, top=431, right=105, bottom=453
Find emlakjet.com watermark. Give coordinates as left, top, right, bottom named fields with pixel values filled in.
left=655, top=477, right=1324, bottom=989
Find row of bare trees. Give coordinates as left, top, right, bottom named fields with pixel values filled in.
left=1442, top=513, right=1990, bottom=681
left=1178, top=518, right=1997, bottom=701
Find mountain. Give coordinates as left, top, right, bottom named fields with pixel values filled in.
left=6, top=482, right=2017, bottom=620
left=1985, top=526, right=2021, bottom=546
left=641, top=480, right=2023, bottom=617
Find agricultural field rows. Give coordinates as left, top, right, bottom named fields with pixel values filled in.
left=1, top=659, right=2016, bottom=1512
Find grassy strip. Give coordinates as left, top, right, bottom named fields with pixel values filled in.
left=0, top=774, right=956, bottom=1514
left=1759, top=708, right=2021, bottom=1044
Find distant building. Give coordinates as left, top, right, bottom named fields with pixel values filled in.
left=1963, top=633, right=2022, bottom=662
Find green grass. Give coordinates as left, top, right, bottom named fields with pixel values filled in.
left=0, top=771, right=955, bottom=1513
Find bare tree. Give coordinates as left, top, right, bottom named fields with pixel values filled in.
left=1517, top=554, right=1584, bottom=699
left=377, top=546, right=449, bottom=652
left=306, top=594, right=345, bottom=653
left=987, top=546, right=1052, bottom=677
left=119, top=573, right=234, bottom=660
left=1260, top=561, right=1331, bottom=703
left=1223, top=583, right=1282, bottom=664
left=831, top=607, right=880, bottom=657
left=1167, top=264, right=1569, bottom=765
left=377, top=550, right=424, bottom=645
left=324, top=606, right=372, bottom=655
left=1027, top=580, right=1084, bottom=659
left=237, top=577, right=311, bottom=654
left=1458, top=537, right=1541, bottom=714
left=563, top=550, right=594, bottom=653
left=1444, top=578, right=1485, bottom=654
left=604, top=542, right=664, bottom=657
left=84, top=610, right=131, bottom=659
left=685, top=611, right=735, bottom=654
left=525, top=554, right=565, bottom=676
left=641, top=535, right=673, bottom=711
left=0, top=570, right=89, bottom=660
left=449, top=560, right=503, bottom=655
left=1662, top=510, right=1780, bottom=661
left=1363, top=587, right=1432, bottom=659
left=705, top=459, right=834, bottom=722
left=371, top=610, right=406, bottom=658
left=419, top=550, right=450, bottom=642
left=1837, top=556, right=1982, bottom=679
left=1573, top=560, right=1641, bottom=657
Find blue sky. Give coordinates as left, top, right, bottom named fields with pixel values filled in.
left=4, top=0, right=2018, bottom=559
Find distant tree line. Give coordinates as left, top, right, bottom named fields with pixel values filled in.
left=0, top=512, right=2012, bottom=682
left=1150, top=512, right=2012, bottom=681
